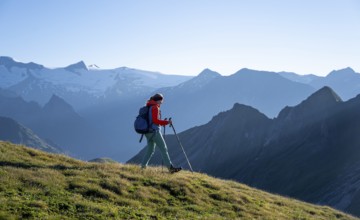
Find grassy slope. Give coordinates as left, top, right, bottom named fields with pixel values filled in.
left=0, top=141, right=357, bottom=220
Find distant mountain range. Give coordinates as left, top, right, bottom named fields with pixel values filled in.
left=2, top=56, right=360, bottom=163
left=0, top=116, right=60, bottom=153
left=156, top=68, right=315, bottom=131
left=279, top=67, right=360, bottom=100
left=0, top=56, right=192, bottom=110
left=128, top=86, right=360, bottom=217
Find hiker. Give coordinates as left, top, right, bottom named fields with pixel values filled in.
left=141, top=93, right=182, bottom=173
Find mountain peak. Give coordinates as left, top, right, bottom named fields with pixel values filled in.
left=45, top=94, right=67, bottom=107
left=197, top=68, right=221, bottom=78
left=234, top=68, right=258, bottom=75
left=0, top=56, right=44, bottom=70
left=211, top=103, right=269, bottom=125
left=327, top=67, right=357, bottom=77
left=307, top=86, right=342, bottom=103
left=232, top=68, right=276, bottom=78
left=0, top=56, right=15, bottom=64
left=65, top=61, right=88, bottom=71
left=43, top=94, right=76, bottom=114
left=277, top=86, right=342, bottom=120
left=176, top=69, right=220, bottom=90
left=230, top=103, right=269, bottom=119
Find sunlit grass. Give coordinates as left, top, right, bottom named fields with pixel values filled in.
left=0, top=141, right=357, bottom=219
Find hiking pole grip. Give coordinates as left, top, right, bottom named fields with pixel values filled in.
left=163, top=118, right=167, bottom=137
left=169, top=117, right=173, bottom=128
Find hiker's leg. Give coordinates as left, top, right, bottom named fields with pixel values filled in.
left=153, top=131, right=172, bottom=167
left=141, top=133, right=156, bottom=168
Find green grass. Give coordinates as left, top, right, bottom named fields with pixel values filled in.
left=88, top=157, right=118, bottom=164
left=0, top=141, right=357, bottom=220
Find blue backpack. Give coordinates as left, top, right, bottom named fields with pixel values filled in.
left=134, top=106, right=153, bottom=137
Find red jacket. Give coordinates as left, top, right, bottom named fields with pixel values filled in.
left=146, top=100, right=169, bottom=126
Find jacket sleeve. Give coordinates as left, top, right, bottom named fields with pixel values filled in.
left=151, top=106, right=169, bottom=126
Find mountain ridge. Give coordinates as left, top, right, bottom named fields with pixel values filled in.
left=0, top=56, right=192, bottom=109
left=0, top=56, right=44, bottom=70
left=0, top=116, right=60, bottom=153
left=278, top=67, right=360, bottom=101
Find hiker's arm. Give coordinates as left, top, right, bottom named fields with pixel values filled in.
left=151, top=106, right=169, bottom=126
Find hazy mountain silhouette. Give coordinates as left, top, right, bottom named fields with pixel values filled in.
left=279, top=67, right=360, bottom=101
left=27, top=95, right=109, bottom=159
left=309, top=67, right=360, bottom=100
left=157, top=68, right=315, bottom=131
left=0, top=93, right=107, bottom=159
left=278, top=71, right=320, bottom=84
left=128, top=86, right=360, bottom=216
left=0, top=116, right=60, bottom=153
left=0, top=92, right=42, bottom=123
left=0, top=56, right=44, bottom=71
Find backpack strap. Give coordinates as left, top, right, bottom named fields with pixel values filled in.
left=139, top=106, right=153, bottom=143
left=148, top=105, right=153, bottom=129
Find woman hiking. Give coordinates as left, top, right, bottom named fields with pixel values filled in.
left=141, top=93, right=182, bottom=173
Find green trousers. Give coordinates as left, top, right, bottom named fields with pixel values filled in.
left=141, top=130, right=172, bottom=168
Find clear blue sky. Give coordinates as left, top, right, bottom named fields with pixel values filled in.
left=1, top=0, right=359, bottom=76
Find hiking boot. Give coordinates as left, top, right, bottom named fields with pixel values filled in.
left=169, top=165, right=182, bottom=173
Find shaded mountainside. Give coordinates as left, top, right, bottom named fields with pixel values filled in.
left=0, top=117, right=60, bottom=153
left=0, top=142, right=357, bottom=219
left=129, top=86, right=360, bottom=217
left=0, top=93, right=107, bottom=159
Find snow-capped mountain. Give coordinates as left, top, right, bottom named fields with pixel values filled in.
left=0, top=56, right=192, bottom=110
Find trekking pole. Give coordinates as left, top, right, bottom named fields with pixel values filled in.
left=169, top=118, right=194, bottom=172
left=161, top=118, right=167, bottom=172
